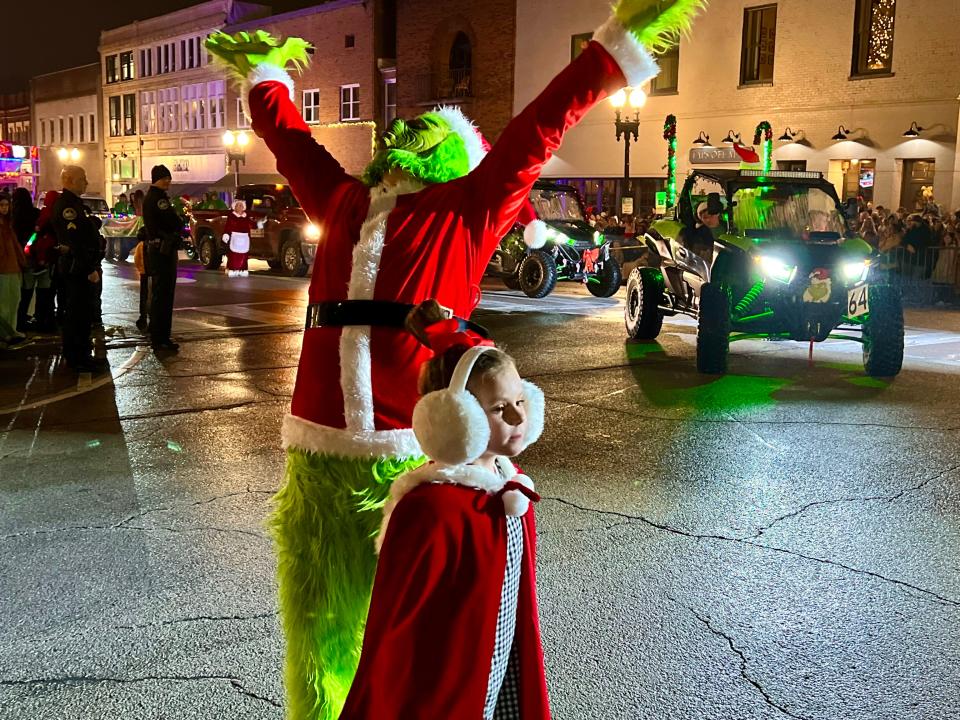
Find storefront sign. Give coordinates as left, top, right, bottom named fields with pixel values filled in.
left=655, top=191, right=667, bottom=214
left=689, top=146, right=740, bottom=164
left=621, top=197, right=634, bottom=215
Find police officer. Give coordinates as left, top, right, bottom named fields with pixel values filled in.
left=52, top=165, right=105, bottom=373
left=143, top=165, right=183, bottom=351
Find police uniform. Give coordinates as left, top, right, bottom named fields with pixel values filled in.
left=142, top=184, right=183, bottom=346
left=52, top=189, right=103, bottom=369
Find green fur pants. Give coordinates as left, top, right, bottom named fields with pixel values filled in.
left=269, top=447, right=424, bottom=720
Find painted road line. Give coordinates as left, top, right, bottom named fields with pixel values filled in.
left=0, top=346, right=150, bottom=416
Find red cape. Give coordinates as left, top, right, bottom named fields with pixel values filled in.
left=340, top=482, right=550, bottom=719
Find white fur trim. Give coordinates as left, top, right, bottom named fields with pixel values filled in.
left=433, top=105, right=487, bottom=172
left=523, top=219, right=549, bottom=249
left=520, top=380, right=545, bottom=448
left=412, top=390, right=490, bottom=466
left=377, top=457, right=534, bottom=552
left=593, top=17, right=660, bottom=88
left=242, top=63, right=296, bottom=124
left=282, top=413, right=422, bottom=459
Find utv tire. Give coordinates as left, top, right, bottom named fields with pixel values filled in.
left=198, top=234, right=222, bottom=270
left=503, top=274, right=522, bottom=290
left=862, top=284, right=904, bottom=377
left=625, top=267, right=664, bottom=340
left=697, top=282, right=731, bottom=374
left=280, top=237, right=309, bottom=277
left=587, top=257, right=622, bottom=298
left=519, top=250, right=557, bottom=298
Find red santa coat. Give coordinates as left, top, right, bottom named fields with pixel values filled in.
left=340, top=460, right=547, bottom=719
left=248, top=21, right=657, bottom=458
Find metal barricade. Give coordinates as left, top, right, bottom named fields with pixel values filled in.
left=875, top=245, right=960, bottom=305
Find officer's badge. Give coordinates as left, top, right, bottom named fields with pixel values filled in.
left=62, top=207, right=77, bottom=221
left=158, top=200, right=170, bottom=210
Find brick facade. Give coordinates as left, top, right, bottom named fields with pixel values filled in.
left=396, top=0, right=517, bottom=142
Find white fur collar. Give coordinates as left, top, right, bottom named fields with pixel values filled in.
left=377, top=456, right=535, bottom=553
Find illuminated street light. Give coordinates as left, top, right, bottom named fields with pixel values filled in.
left=57, top=147, right=68, bottom=162
left=612, top=87, right=642, bottom=211
left=70, top=148, right=81, bottom=162
left=223, top=130, right=249, bottom=189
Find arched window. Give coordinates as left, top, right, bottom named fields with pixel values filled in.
left=448, top=32, right=472, bottom=97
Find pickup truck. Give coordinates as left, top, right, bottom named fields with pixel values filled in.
left=189, top=183, right=320, bottom=276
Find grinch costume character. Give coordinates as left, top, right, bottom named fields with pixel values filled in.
left=206, top=2, right=704, bottom=718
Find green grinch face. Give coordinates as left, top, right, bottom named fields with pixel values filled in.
left=363, top=112, right=470, bottom=187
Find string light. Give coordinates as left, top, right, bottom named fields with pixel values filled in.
left=753, top=121, right=773, bottom=173
left=866, top=0, right=896, bottom=70
left=663, top=115, right=677, bottom=209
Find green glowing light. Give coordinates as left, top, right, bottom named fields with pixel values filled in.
left=166, top=440, right=183, bottom=453
left=85, top=440, right=101, bottom=449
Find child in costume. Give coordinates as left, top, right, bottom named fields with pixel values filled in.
left=223, top=199, right=254, bottom=277
left=206, top=3, right=705, bottom=718
left=340, top=312, right=547, bottom=720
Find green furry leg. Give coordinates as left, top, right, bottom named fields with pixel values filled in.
left=269, top=448, right=425, bottom=720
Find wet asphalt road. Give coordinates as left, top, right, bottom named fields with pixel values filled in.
left=1, top=258, right=959, bottom=720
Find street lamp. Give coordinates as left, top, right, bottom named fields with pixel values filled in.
left=611, top=86, right=646, bottom=206
left=223, top=130, right=249, bottom=189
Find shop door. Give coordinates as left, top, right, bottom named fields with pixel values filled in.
left=900, top=159, right=935, bottom=211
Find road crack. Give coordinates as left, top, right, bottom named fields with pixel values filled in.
left=0, top=674, right=281, bottom=708
left=116, top=611, right=277, bottom=630
left=681, top=602, right=807, bottom=719
left=542, top=496, right=960, bottom=608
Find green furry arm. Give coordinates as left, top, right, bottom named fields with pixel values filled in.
left=614, top=0, right=707, bottom=53
left=205, top=31, right=312, bottom=82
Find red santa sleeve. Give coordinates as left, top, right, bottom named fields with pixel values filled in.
left=468, top=19, right=659, bottom=256
left=248, top=72, right=364, bottom=223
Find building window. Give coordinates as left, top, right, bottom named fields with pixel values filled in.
left=340, top=84, right=360, bottom=121
left=79, top=115, right=85, bottom=143
left=208, top=80, right=226, bottom=128
left=237, top=98, right=250, bottom=129
left=108, top=97, right=121, bottom=137
left=163, top=44, right=171, bottom=74
left=187, top=38, right=195, bottom=68
left=58, top=117, right=65, bottom=144
left=120, top=51, right=135, bottom=81
left=570, top=32, right=592, bottom=62
left=303, top=89, right=320, bottom=124
left=852, top=0, right=896, bottom=76
left=650, top=46, right=679, bottom=94
left=123, top=94, right=136, bottom=135
left=740, top=4, right=777, bottom=85
left=140, top=48, right=152, bottom=77
left=141, top=90, right=157, bottom=134
left=48, top=119, right=55, bottom=145
left=159, top=87, right=179, bottom=133
left=449, top=32, right=472, bottom=97
left=384, top=78, right=396, bottom=126
left=40, top=120, right=46, bottom=146
left=345, top=34, right=355, bottom=48
left=68, top=116, right=74, bottom=143
left=105, top=54, right=119, bottom=83
left=89, top=114, right=96, bottom=143
left=182, top=83, right=206, bottom=130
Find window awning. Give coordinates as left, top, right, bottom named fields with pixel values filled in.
left=208, top=173, right=288, bottom=191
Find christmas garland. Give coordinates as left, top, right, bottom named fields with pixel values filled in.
left=664, top=114, right=677, bottom=209
left=753, top=121, right=773, bottom=173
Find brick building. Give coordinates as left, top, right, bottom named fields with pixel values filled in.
left=98, top=0, right=271, bottom=202
left=224, top=0, right=388, bottom=181
left=515, top=0, right=960, bottom=214
left=0, top=92, right=31, bottom=146
left=395, top=0, right=517, bottom=143
left=31, top=64, right=104, bottom=197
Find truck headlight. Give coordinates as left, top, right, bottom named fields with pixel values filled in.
left=304, top=222, right=321, bottom=241
left=841, top=260, right=869, bottom=284
left=757, top=255, right=797, bottom=284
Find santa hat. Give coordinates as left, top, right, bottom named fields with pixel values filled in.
left=733, top=142, right=761, bottom=166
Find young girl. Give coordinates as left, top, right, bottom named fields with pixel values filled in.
left=339, top=312, right=549, bottom=719
left=222, top=199, right=254, bottom=277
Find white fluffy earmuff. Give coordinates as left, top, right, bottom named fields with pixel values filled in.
left=412, top=346, right=546, bottom=466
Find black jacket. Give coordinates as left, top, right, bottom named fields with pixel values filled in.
left=51, top=189, right=103, bottom=276
left=143, top=185, right=184, bottom=241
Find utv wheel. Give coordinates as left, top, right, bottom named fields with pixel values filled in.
left=697, top=282, right=731, bottom=374
left=518, top=250, right=557, bottom=298
left=625, top=267, right=664, bottom=340
left=280, top=237, right=309, bottom=277
left=198, top=234, right=222, bottom=270
left=587, top=257, right=622, bottom=298
left=503, top=274, right=521, bottom=290
left=862, top=284, right=904, bottom=377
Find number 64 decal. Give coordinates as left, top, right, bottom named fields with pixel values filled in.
left=847, top=285, right=869, bottom=317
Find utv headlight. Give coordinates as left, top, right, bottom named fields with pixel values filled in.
left=841, top=260, right=869, bottom=284
left=757, top=255, right=797, bottom=284
left=304, top=222, right=321, bottom=241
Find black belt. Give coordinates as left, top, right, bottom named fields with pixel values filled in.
left=305, top=300, right=489, bottom=337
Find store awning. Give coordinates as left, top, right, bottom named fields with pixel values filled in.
left=208, top=173, right=287, bottom=191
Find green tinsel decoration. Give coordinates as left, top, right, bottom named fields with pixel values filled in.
left=663, top=114, right=678, bottom=209
left=753, top=121, right=773, bottom=173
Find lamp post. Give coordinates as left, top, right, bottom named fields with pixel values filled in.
left=222, top=130, right=249, bottom=189
left=610, top=87, right=646, bottom=212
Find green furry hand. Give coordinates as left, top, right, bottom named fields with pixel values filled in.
left=205, top=31, right=313, bottom=80
left=614, top=0, right=707, bottom=53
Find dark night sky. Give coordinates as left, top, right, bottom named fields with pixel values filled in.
left=1, top=0, right=321, bottom=94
